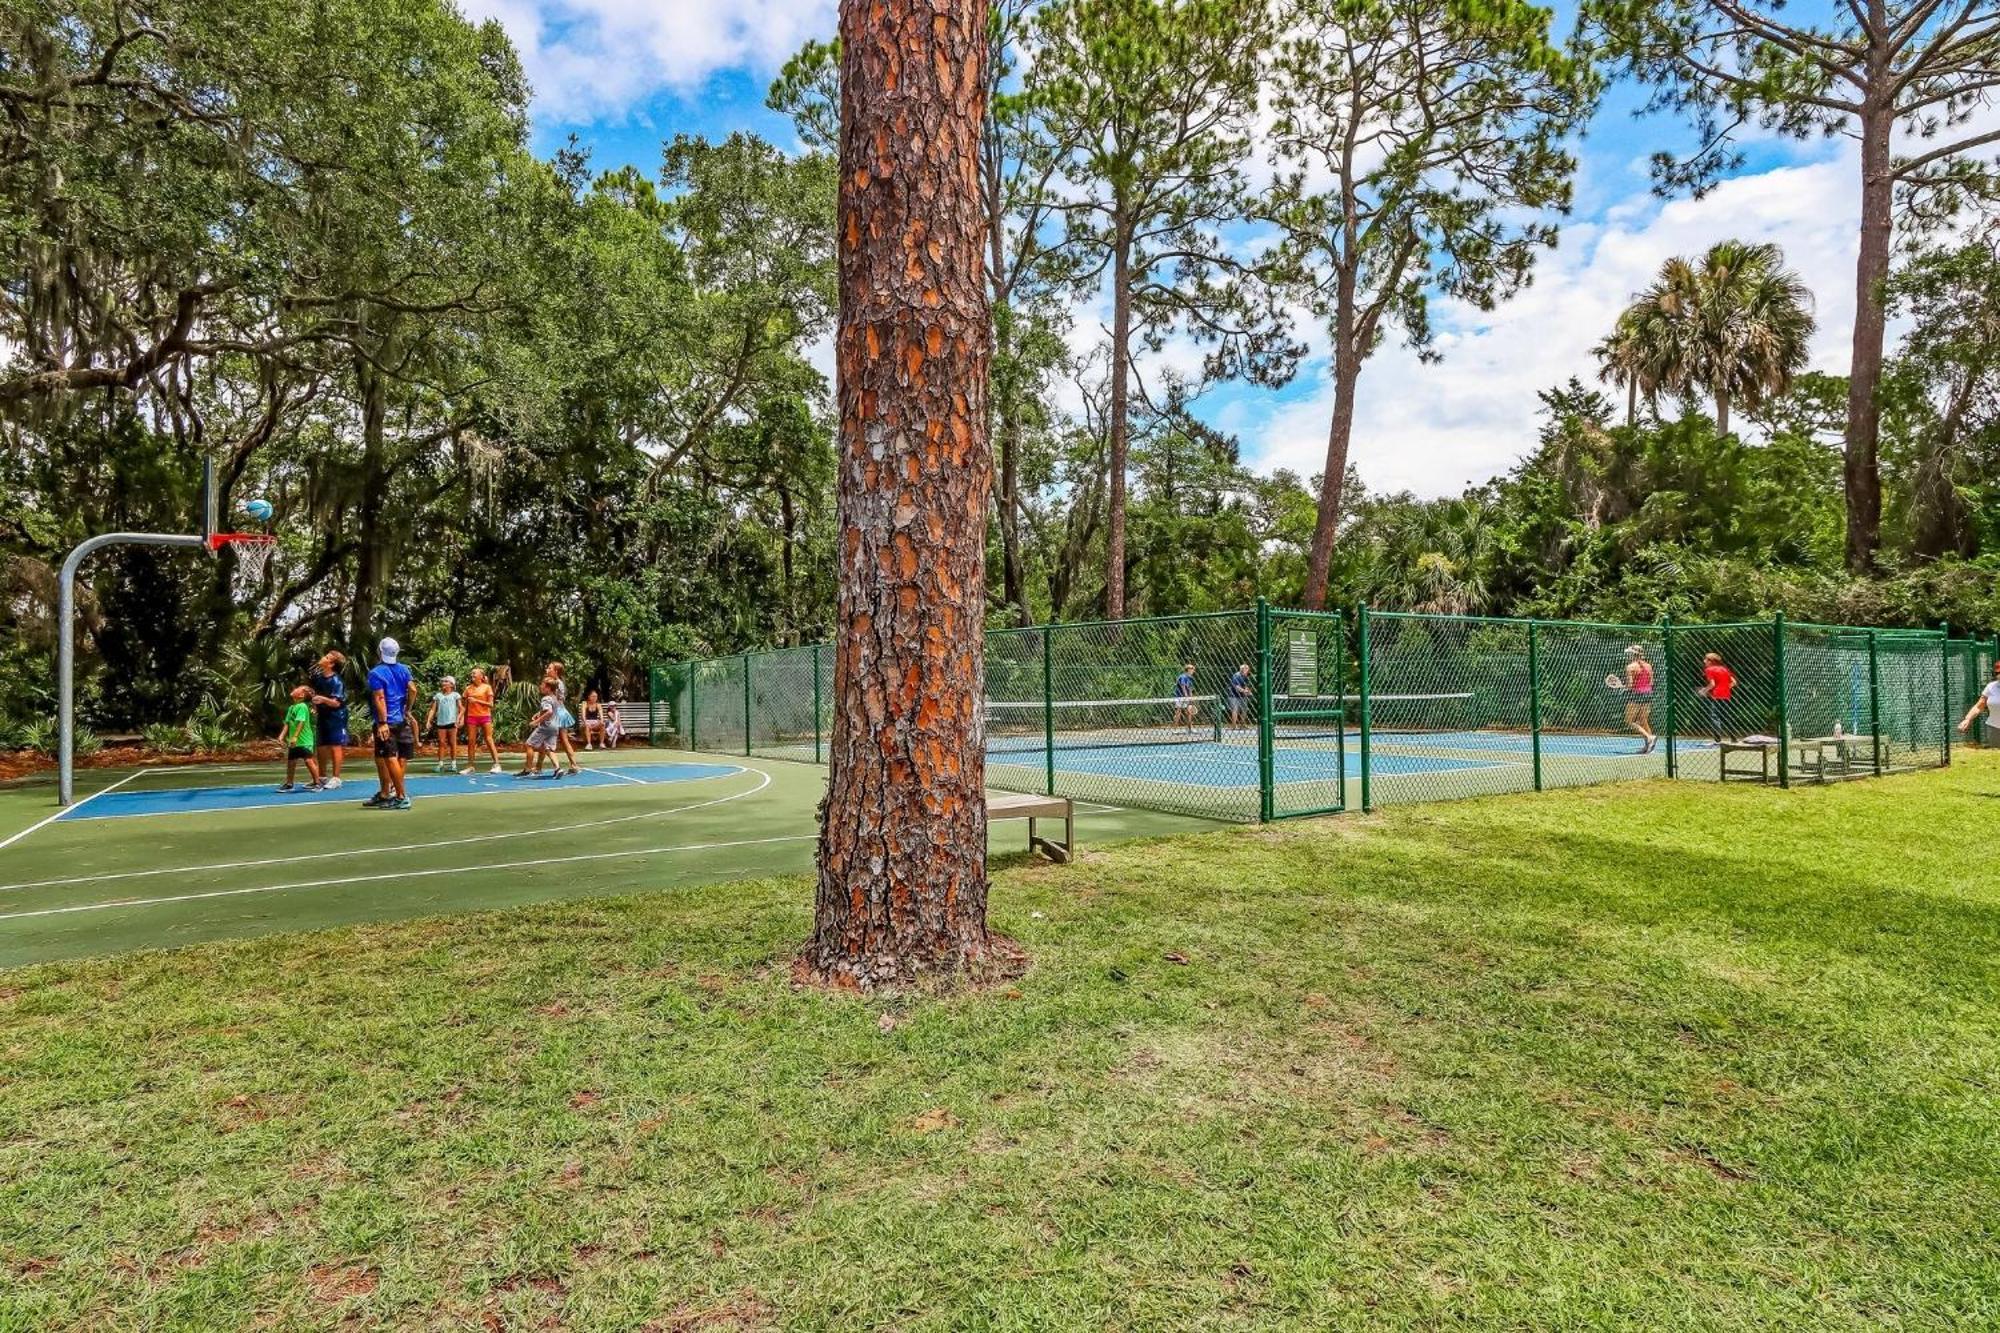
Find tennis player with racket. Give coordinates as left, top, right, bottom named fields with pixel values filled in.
left=1603, top=645, right=1658, bottom=754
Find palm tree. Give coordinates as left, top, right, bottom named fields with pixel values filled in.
left=1596, top=241, right=1816, bottom=435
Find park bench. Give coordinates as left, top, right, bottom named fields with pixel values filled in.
left=1719, top=735, right=1885, bottom=784
left=986, top=790, right=1075, bottom=863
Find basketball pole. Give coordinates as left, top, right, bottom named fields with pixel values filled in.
left=56, top=458, right=217, bottom=806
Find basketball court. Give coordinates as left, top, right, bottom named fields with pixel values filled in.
left=0, top=752, right=1217, bottom=970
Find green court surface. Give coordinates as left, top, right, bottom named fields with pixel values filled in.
left=0, top=752, right=1219, bottom=970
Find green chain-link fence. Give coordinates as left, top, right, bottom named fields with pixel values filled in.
left=1948, top=635, right=1999, bottom=748
left=648, top=604, right=1974, bottom=822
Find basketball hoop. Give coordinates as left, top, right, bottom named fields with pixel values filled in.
left=208, top=532, right=277, bottom=594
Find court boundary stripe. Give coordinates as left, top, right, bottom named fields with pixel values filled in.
left=51, top=763, right=745, bottom=823
left=0, top=767, right=772, bottom=895
left=0, top=833, right=819, bottom=923
left=0, top=767, right=151, bottom=853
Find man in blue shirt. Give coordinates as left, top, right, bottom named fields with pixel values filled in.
left=1172, top=662, right=1198, bottom=735
left=1229, top=662, right=1253, bottom=729
left=364, top=637, right=418, bottom=809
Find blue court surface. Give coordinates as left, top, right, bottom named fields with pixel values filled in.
left=988, top=728, right=1703, bottom=790
left=57, top=762, right=745, bottom=821
left=1364, top=730, right=1710, bottom=757
left=990, top=740, right=1505, bottom=789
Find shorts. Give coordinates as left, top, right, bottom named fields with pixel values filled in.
left=528, top=724, right=561, bottom=751
left=287, top=746, right=314, bottom=762
left=374, top=720, right=416, bottom=760
left=466, top=714, right=492, bottom=728
left=435, top=717, right=460, bottom=731
left=317, top=709, right=349, bottom=747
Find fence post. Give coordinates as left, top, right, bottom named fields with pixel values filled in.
left=1527, top=620, right=1543, bottom=792
left=741, top=654, right=753, bottom=757
left=812, top=644, right=823, bottom=766
left=1257, top=597, right=1274, bottom=822
left=647, top=667, right=660, bottom=749
left=689, top=663, right=698, bottom=752
left=1041, top=626, right=1055, bottom=797
left=1357, top=603, right=1373, bottom=813
left=1940, top=624, right=1952, bottom=766
left=1867, top=629, right=1883, bottom=777
left=1774, top=614, right=1790, bottom=789
left=1661, top=618, right=1678, bottom=779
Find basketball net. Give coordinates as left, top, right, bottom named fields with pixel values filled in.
left=209, top=533, right=277, bottom=597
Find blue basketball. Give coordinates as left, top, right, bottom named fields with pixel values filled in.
left=242, top=499, right=274, bottom=522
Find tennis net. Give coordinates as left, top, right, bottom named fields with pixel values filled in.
left=1264, top=692, right=1480, bottom=740
left=985, top=694, right=1222, bottom=754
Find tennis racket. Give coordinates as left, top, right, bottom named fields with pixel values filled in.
left=1604, top=673, right=1625, bottom=691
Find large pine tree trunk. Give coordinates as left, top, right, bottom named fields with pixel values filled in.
left=1843, top=104, right=1893, bottom=573
left=804, top=0, right=999, bottom=990
left=1303, top=276, right=1360, bottom=611
left=1104, top=226, right=1132, bottom=621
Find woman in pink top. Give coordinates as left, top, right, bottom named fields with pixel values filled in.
left=1623, top=645, right=1657, bottom=755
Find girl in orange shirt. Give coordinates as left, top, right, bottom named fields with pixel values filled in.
left=463, top=667, right=503, bottom=773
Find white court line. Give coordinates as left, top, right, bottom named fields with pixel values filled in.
left=0, top=767, right=771, bottom=895
left=0, top=833, right=819, bottom=923
left=43, top=762, right=744, bottom=824
left=0, top=767, right=151, bottom=854
left=589, top=767, right=652, bottom=786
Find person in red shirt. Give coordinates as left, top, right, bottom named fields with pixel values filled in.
left=1699, top=652, right=1737, bottom=742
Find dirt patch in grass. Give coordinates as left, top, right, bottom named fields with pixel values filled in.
left=649, top=1290, right=777, bottom=1332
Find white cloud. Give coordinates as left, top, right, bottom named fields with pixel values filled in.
left=459, top=0, right=836, bottom=121
left=1233, top=141, right=1866, bottom=498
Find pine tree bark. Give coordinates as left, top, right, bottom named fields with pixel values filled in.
left=1104, top=221, right=1133, bottom=621
left=1302, top=256, right=1360, bottom=612
left=804, top=0, right=999, bottom=990
left=1843, top=101, right=1892, bottom=573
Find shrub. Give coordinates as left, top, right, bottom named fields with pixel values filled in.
left=187, top=708, right=235, bottom=754
left=144, top=722, right=194, bottom=755
left=19, top=718, right=57, bottom=757
left=72, top=726, right=104, bottom=757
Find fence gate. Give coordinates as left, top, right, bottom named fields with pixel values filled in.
left=1264, top=606, right=1348, bottom=819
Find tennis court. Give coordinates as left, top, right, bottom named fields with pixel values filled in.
left=978, top=694, right=1704, bottom=818
left=658, top=606, right=1957, bottom=822
left=0, top=752, right=1215, bottom=970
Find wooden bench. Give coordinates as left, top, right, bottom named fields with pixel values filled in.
left=986, top=790, right=1074, bottom=863
left=1720, top=735, right=1885, bottom=784
left=1718, top=739, right=1778, bottom=783
left=1792, top=734, right=1885, bottom=783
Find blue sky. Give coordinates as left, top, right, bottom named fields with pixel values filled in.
left=465, top=0, right=1866, bottom=498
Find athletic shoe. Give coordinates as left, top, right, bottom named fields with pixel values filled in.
left=276, top=783, right=297, bottom=793
left=361, top=793, right=390, bottom=808
left=552, top=768, right=566, bottom=780
left=323, top=776, right=343, bottom=790
left=306, top=782, right=326, bottom=792
left=566, top=767, right=582, bottom=777
left=489, top=764, right=504, bottom=774
left=513, top=770, right=533, bottom=779
left=391, top=797, right=413, bottom=810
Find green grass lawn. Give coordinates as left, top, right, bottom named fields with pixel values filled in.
left=4, top=756, right=1998, bottom=1329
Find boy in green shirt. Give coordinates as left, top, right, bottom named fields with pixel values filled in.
left=277, top=684, right=325, bottom=793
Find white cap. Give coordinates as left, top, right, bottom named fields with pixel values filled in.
left=440, top=675, right=455, bottom=685
left=379, top=637, right=400, bottom=663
